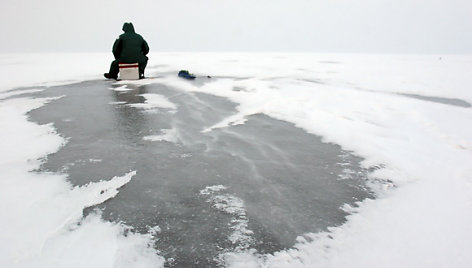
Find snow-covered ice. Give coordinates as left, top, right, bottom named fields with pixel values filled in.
left=143, top=128, right=180, bottom=143
left=0, top=96, right=164, bottom=267
left=200, top=185, right=255, bottom=252
left=0, top=52, right=471, bottom=267
left=128, top=93, right=177, bottom=111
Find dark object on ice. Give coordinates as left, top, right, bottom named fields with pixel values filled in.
left=103, top=73, right=118, bottom=80
left=178, top=70, right=212, bottom=79
left=105, top=22, right=149, bottom=79
left=178, top=70, right=196, bottom=80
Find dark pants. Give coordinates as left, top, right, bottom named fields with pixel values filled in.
left=108, top=59, right=148, bottom=78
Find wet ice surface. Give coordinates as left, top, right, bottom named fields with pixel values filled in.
left=28, top=79, right=372, bottom=267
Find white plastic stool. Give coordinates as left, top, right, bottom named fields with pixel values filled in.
left=119, top=63, right=140, bottom=80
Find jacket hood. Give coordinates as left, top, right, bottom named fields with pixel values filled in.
left=122, top=22, right=135, bottom=33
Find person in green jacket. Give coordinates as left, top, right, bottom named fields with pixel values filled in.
left=104, top=22, right=149, bottom=79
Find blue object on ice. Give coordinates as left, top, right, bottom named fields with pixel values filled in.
left=178, top=70, right=196, bottom=80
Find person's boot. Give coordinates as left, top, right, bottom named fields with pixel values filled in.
left=104, top=73, right=118, bottom=80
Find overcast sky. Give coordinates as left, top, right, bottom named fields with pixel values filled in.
left=2, top=0, right=471, bottom=54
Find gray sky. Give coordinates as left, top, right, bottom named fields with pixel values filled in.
left=2, top=0, right=471, bottom=54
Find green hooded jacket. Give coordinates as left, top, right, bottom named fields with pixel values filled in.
left=112, top=23, right=149, bottom=64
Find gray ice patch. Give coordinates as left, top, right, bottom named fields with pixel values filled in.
left=399, top=93, right=471, bottom=108
left=27, top=79, right=375, bottom=267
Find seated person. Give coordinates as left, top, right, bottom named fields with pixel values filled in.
left=104, top=22, right=149, bottom=79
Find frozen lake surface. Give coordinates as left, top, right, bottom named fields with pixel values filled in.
left=1, top=53, right=471, bottom=268
left=28, top=79, right=372, bottom=267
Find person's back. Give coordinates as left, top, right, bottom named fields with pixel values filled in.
left=105, top=22, right=149, bottom=79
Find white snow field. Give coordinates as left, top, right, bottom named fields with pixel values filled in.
left=1, top=52, right=471, bottom=267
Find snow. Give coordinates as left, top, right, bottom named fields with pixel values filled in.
left=1, top=52, right=472, bottom=267
left=128, top=93, right=177, bottom=111
left=0, top=53, right=110, bottom=92
left=143, top=128, right=180, bottom=143
left=200, top=185, right=255, bottom=252
left=109, top=85, right=131, bottom=92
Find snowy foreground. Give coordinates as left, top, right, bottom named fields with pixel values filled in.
left=1, top=52, right=471, bottom=267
